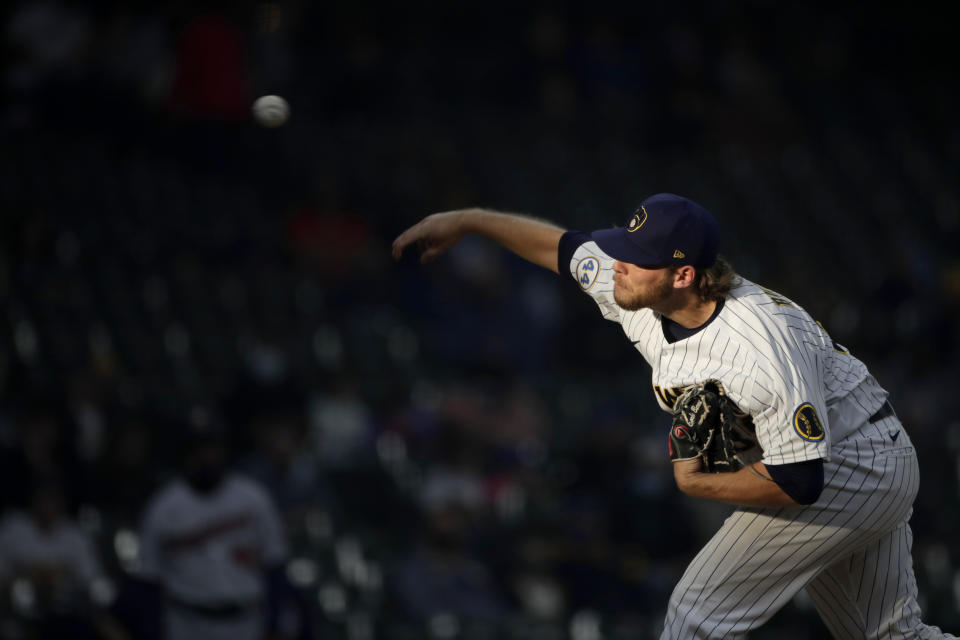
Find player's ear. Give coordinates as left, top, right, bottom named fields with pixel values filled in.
left=673, top=265, right=697, bottom=288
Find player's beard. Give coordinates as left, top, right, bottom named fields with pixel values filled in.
left=614, top=273, right=675, bottom=311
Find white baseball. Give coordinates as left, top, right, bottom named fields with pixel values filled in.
left=252, top=95, right=290, bottom=128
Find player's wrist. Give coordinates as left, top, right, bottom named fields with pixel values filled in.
left=673, top=457, right=704, bottom=493
left=454, top=207, right=492, bottom=233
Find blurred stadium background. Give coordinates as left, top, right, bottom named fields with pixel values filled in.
left=0, top=1, right=957, bottom=638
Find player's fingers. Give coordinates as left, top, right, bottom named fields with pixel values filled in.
left=392, top=226, right=420, bottom=259
left=391, top=237, right=406, bottom=260
left=420, top=243, right=448, bottom=263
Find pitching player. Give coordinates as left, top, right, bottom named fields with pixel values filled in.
left=392, top=193, right=956, bottom=639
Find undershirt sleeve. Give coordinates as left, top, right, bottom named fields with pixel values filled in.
left=557, top=230, right=590, bottom=276
left=765, top=459, right=824, bottom=505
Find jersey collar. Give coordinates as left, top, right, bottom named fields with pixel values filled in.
left=661, top=298, right=726, bottom=344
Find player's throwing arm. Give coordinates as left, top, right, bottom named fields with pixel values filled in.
left=392, top=208, right=565, bottom=273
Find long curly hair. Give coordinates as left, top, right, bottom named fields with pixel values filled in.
left=694, top=256, right=740, bottom=302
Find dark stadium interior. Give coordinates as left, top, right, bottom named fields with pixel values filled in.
left=0, top=1, right=957, bottom=638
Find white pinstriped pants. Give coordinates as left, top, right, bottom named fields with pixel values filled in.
left=661, top=418, right=956, bottom=639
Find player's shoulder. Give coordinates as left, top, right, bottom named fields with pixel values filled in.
left=715, top=279, right=802, bottom=349
left=724, top=278, right=807, bottom=322
left=0, top=510, right=33, bottom=538
left=224, top=472, right=275, bottom=505
left=726, top=277, right=773, bottom=305
left=141, top=478, right=189, bottom=518
left=716, top=278, right=763, bottom=324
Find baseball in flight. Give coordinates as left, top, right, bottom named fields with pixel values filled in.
left=252, top=95, right=290, bottom=127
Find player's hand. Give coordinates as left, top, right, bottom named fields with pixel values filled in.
left=392, top=210, right=470, bottom=263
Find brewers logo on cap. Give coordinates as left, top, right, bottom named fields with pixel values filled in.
left=627, top=206, right=648, bottom=232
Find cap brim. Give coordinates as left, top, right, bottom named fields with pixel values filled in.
left=590, top=228, right=664, bottom=265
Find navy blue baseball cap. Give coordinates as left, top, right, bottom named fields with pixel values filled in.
left=591, top=193, right=719, bottom=268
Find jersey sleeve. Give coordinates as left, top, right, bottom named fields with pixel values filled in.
left=747, top=354, right=831, bottom=465
left=765, top=459, right=824, bottom=505
left=558, top=230, right=623, bottom=323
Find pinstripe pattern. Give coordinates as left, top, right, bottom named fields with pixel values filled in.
left=563, top=237, right=956, bottom=639
left=656, top=422, right=952, bottom=639
left=568, top=240, right=881, bottom=462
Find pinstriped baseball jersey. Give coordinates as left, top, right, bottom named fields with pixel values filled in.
left=566, top=233, right=888, bottom=465
left=562, top=231, right=957, bottom=639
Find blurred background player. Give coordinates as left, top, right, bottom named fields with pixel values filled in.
left=0, top=477, right=122, bottom=639
left=133, top=406, right=289, bottom=640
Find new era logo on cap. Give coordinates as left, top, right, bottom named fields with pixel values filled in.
left=590, top=194, right=719, bottom=268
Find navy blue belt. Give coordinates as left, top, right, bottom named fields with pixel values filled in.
left=868, top=400, right=896, bottom=424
